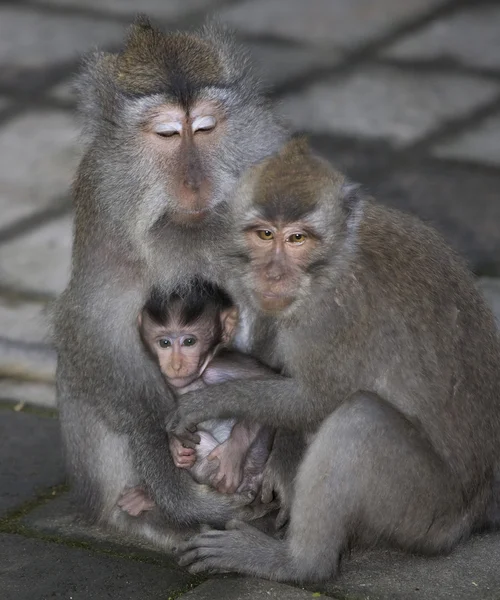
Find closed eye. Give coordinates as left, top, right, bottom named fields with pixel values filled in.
left=192, top=116, right=216, bottom=133
left=154, top=122, right=182, bottom=137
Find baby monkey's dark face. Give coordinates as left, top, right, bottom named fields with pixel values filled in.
left=142, top=314, right=216, bottom=388
left=139, top=303, right=238, bottom=389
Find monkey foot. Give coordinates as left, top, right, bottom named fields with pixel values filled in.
left=117, top=487, right=155, bottom=517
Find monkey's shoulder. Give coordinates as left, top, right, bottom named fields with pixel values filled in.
left=202, top=350, right=274, bottom=385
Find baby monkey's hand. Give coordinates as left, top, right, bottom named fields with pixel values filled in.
left=169, top=434, right=196, bottom=469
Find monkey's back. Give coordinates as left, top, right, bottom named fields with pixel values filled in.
left=354, top=202, right=500, bottom=480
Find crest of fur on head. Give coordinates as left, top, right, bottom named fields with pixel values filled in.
left=75, top=15, right=260, bottom=139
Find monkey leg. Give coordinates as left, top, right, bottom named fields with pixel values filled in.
left=178, top=391, right=474, bottom=583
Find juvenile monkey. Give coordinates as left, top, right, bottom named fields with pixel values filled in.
left=52, top=16, right=293, bottom=547
left=171, top=138, right=500, bottom=582
left=118, top=283, right=275, bottom=517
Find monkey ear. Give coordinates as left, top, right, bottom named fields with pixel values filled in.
left=220, top=307, right=239, bottom=344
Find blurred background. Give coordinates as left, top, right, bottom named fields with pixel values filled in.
left=1, top=0, right=499, bottom=407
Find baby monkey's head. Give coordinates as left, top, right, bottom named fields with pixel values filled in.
left=139, top=282, right=237, bottom=388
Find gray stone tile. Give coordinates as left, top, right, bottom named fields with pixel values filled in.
left=478, top=277, right=500, bottom=328
left=0, top=297, right=51, bottom=344
left=280, top=66, right=500, bottom=145
left=0, top=7, right=125, bottom=84
left=0, top=410, right=63, bottom=515
left=182, top=577, right=316, bottom=599
left=46, top=78, right=77, bottom=104
left=0, top=380, right=56, bottom=407
left=0, top=340, right=56, bottom=385
left=432, top=114, right=500, bottom=167
left=0, top=533, right=193, bottom=600
left=246, top=40, right=342, bottom=88
left=383, top=6, right=500, bottom=70
left=0, top=296, right=55, bottom=391
left=0, top=111, right=78, bottom=231
left=371, top=161, right=500, bottom=271
left=219, top=0, right=446, bottom=47
left=320, top=533, right=500, bottom=600
left=0, top=215, right=73, bottom=297
left=31, top=0, right=220, bottom=19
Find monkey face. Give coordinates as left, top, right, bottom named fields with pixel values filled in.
left=144, top=101, right=226, bottom=225
left=243, top=224, right=318, bottom=315
left=155, top=332, right=207, bottom=387
left=230, top=138, right=353, bottom=318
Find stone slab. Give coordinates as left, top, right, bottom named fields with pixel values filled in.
left=0, top=410, right=63, bottom=516
left=181, top=577, right=317, bottom=600
left=0, top=7, right=126, bottom=87
left=433, top=113, right=500, bottom=167
left=0, top=110, right=78, bottom=231
left=0, top=297, right=55, bottom=386
left=384, top=5, right=500, bottom=71
left=321, top=533, right=500, bottom=600
left=246, top=40, right=342, bottom=88
left=0, top=340, right=56, bottom=384
left=280, top=66, right=500, bottom=146
left=364, top=161, right=500, bottom=272
left=219, top=0, right=446, bottom=47
left=0, top=533, right=193, bottom=600
left=0, top=380, right=56, bottom=408
left=31, top=0, right=221, bottom=19
left=0, top=297, right=51, bottom=344
left=0, top=215, right=73, bottom=297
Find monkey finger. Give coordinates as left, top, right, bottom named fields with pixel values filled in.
left=260, top=481, right=275, bottom=504
left=175, top=431, right=201, bottom=448
left=207, top=448, right=221, bottom=461
left=275, top=506, right=290, bottom=530
left=178, top=447, right=196, bottom=456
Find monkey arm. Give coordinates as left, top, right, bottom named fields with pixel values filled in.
left=168, top=376, right=334, bottom=439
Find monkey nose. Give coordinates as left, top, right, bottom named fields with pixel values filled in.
left=266, top=271, right=282, bottom=281
left=183, top=176, right=200, bottom=191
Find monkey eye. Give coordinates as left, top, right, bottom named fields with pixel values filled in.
left=287, top=233, right=307, bottom=244
left=158, top=339, right=172, bottom=348
left=182, top=337, right=197, bottom=347
left=154, top=122, right=182, bottom=138
left=192, top=116, right=216, bottom=133
left=257, top=230, right=274, bottom=241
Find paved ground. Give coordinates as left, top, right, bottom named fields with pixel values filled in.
left=1, top=0, right=500, bottom=598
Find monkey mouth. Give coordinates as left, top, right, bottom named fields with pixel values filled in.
left=258, top=292, right=295, bottom=313
left=167, top=375, right=198, bottom=388
left=172, top=208, right=209, bottom=225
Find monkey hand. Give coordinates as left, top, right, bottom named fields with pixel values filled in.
left=207, top=442, right=244, bottom=494
left=169, top=435, right=196, bottom=469
left=260, top=456, right=293, bottom=530
left=166, top=408, right=203, bottom=449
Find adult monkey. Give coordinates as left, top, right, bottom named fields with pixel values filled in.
left=52, top=16, right=292, bottom=548
left=172, top=138, right=500, bottom=581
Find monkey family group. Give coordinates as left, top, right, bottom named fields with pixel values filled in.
left=51, top=16, right=500, bottom=584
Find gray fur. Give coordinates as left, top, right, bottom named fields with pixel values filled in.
left=173, top=145, right=500, bottom=582
left=52, top=17, right=289, bottom=546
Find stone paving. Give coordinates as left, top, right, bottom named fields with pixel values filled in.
left=1, top=0, right=500, bottom=598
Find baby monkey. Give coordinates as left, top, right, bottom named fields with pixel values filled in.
left=118, top=283, right=275, bottom=517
